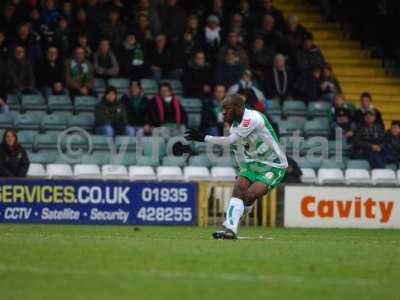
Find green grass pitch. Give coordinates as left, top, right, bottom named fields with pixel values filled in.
left=0, top=225, right=399, bottom=300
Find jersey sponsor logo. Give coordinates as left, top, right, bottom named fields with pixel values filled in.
left=265, top=172, right=274, bottom=179
left=242, top=119, right=251, bottom=127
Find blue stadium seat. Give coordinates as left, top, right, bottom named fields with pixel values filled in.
left=6, top=94, right=20, bottom=111
left=14, top=113, right=41, bottom=130
left=34, top=133, right=59, bottom=151
left=21, top=94, right=47, bottom=111
left=282, top=100, right=307, bottom=116
left=18, top=130, right=37, bottom=151
left=68, top=113, right=95, bottom=130
left=308, top=101, right=331, bottom=117
left=74, top=96, right=100, bottom=113
left=0, top=113, right=14, bottom=129
left=47, top=95, right=73, bottom=112
left=41, top=113, right=68, bottom=132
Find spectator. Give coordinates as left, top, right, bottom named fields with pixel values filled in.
left=237, top=0, right=258, bottom=32
left=65, top=46, right=94, bottom=97
left=75, top=32, right=93, bottom=60
left=85, top=0, right=106, bottom=32
left=146, top=82, right=187, bottom=127
left=131, top=0, right=160, bottom=34
left=330, top=107, right=354, bottom=142
left=0, top=29, right=9, bottom=59
left=101, top=8, right=127, bottom=49
left=249, top=35, right=275, bottom=79
left=40, top=0, right=59, bottom=30
left=264, top=54, right=294, bottom=100
left=282, top=14, right=308, bottom=61
left=0, top=4, right=17, bottom=37
left=228, top=13, right=248, bottom=45
left=296, top=67, right=322, bottom=103
left=296, top=32, right=325, bottom=73
left=0, top=130, right=30, bottom=178
left=72, top=8, right=98, bottom=47
left=257, top=0, right=285, bottom=30
left=7, top=45, right=36, bottom=93
left=12, top=22, right=42, bottom=64
left=53, top=15, right=71, bottom=57
left=283, top=156, right=302, bottom=183
left=158, top=0, right=186, bottom=41
left=182, top=51, right=212, bottom=98
left=95, top=87, right=135, bottom=137
left=352, top=110, right=386, bottom=168
left=320, top=64, right=341, bottom=102
left=200, top=84, right=226, bottom=136
left=384, top=120, right=400, bottom=165
left=218, top=31, right=249, bottom=67
left=330, top=93, right=355, bottom=121
left=35, top=46, right=66, bottom=95
left=227, top=69, right=265, bottom=112
left=93, top=39, right=120, bottom=80
left=214, top=48, right=245, bottom=89
left=354, top=92, right=384, bottom=127
left=185, top=14, right=201, bottom=44
left=203, top=0, right=227, bottom=28
left=117, top=33, right=147, bottom=80
left=121, top=81, right=149, bottom=130
left=253, top=14, right=282, bottom=51
left=134, top=13, right=154, bottom=44
left=201, top=15, right=222, bottom=59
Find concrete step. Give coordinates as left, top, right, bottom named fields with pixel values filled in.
left=312, top=30, right=343, bottom=40
left=283, top=12, right=323, bottom=22
left=316, top=39, right=359, bottom=48
left=335, top=67, right=385, bottom=77
left=342, top=83, right=400, bottom=96
left=327, top=58, right=381, bottom=67
left=322, top=47, right=367, bottom=58
left=302, top=22, right=341, bottom=31
left=345, top=94, right=400, bottom=102
left=339, top=76, right=400, bottom=84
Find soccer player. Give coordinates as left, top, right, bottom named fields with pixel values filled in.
left=185, top=94, right=288, bottom=239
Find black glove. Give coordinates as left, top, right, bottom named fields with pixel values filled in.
left=184, top=128, right=206, bottom=142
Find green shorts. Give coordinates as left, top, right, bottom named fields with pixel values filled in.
left=239, top=162, right=286, bottom=189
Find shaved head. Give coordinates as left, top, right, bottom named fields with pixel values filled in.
left=222, top=94, right=246, bottom=108
left=221, top=94, right=246, bottom=123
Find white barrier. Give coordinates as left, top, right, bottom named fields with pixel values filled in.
left=284, top=185, right=400, bottom=229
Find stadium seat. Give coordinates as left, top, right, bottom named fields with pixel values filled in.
left=91, top=135, right=112, bottom=151
left=308, top=101, right=331, bottom=117
left=286, top=116, right=307, bottom=127
left=40, top=113, right=68, bottom=132
left=27, top=163, right=47, bottom=178
left=84, top=152, right=111, bottom=166
left=0, top=113, right=14, bottom=129
left=67, top=113, right=95, bottom=130
left=112, top=153, right=136, bottom=166
left=279, top=119, right=304, bottom=136
left=14, top=113, right=41, bottom=130
left=300, top=137, right=328, bottom=156
left=74, top=96, right=100, bottom=113
left=192, top=141, right=207, bottom=154
left=74, top=164, right=102, bottom=179
left=345, top=169, right=371, bottom=185
left=385, top=163, right=398, bottom=171
left=187, top=113, right=202, bottom=129
left=282, top=100, right=307, bottom=116
left=295, top=158, right=323, bottom=170
left=17, top=130, right=37, bottom=151
left=101, top=164, right=129, bottom=180
left=189, top=155, right=211, bottom=167
left=136, top=155, right=159, bottom=167
left=140, top=79, right=158, bottom=95
left=346, top=159, right=370, bottom=170
left=212, top=157, right=236, bottom=167
left=47, top=164, right=74, bottom=178
left=317, top=168, right=345, bottom=185
left=21, top=94, right=46, bottom=111
left=210, top=167, right=236, bottom=181
left=6, top=94, right=20, bottom=111
left=129, top=166, right=157, bottom=181
left=34, top=133, right=59, bottom=150
left=140, top=136, right=166, bottom=159
left=28, top=151, right=57, bottom=164
left=181, top=98, right=202, bottom=113
left=115, top=136, right=137, bottom=152
left=304, top=118, right=330, bottom=137
left=108, top=78, right=130, bottom=92
left=300, top=168, right=317, bottom=184
left=93, top=78, right=106, bottom=93
left=184, top=166, right=210, bottom=181
left=162, top=156, right=187, bottom=167
left=266, top=100, right=281, bottom=115
left=156, top=166, right=184, bottom=181
left=47, top=95, right=73, bottom=112
left=321, top=159, right=346, bottom=169
left=280, top=136, right=294, bottom=155
left=371, top=169, right=397, bottom=185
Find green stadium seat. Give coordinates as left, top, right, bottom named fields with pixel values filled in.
left=41, top=113, right=68, bottom=132
left=6, top=94, right=20, bottom=111
left=114, top=153, right=136, bottom=166
left=279, top=119, right=304, bottom=136
left=68, top=113, right=95, bottom=130
left=162, top=156, right=187, bottom=167
left=84, top=151, right=111, bottom=166
left=47, top=95, right=73, bottom=112
left=308, top=101, right=331, bottom=117
left=140, top=79, right=158, bottom=96
left=0, top=113, right=14, bottom=128
left=212, top=156, right=236, bottom=167
left=21, top=94, right=47, bottom=111
left=28, top=151, right=57, bottom=164
left=303, top=118, right=330, bottom=137
left=187, top=113, right=201, bottom=129
left=266, top=100, right=281, bottom=115
left=18, top=130, right=37, bottom=151
left=115, top=136, right=137, bottom=152
left=188, top=155, right=211, bottom=167
left=181, top=98, right=202, bottom=113
left=321, top=159, right=346, bottom=169
left=14, top=113, right=41, bottom=130
left=136, top=154, right=159, bottom=167
left=108, top=78, right=130, bottom=92
left=346, top=159, right=370, bottom=170
left=386, top=163, right=398, bottom=171
left=282, top=100, right=307, bottom=116
left=295, top=157, right=322, bottom=170
left=300, top=137, right=328, bottom=156
left=192, top=141, right=207, bottom=154
left=279, top=136, right=293, bottom=155
left=91, top=135, right=111, bottom=151
left=140, top=137, right=166, bottom=159
left=34, top=133, right=59, bottom=150
left=93, top=78, right=106, bottom=93
left=74, top=96, right=100, bottom=113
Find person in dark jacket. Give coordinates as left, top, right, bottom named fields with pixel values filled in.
left=121, top=80, right=148, bottom=128
left=7, top=45, right=36, bottom=93
left=264, top=53, right=294, bottom=100
left=93, top=39, right=120, bottom=80
left=95, top=87, right=135, bottom=137
left=283, top=156, right=302, bottom=183
left=146, top=82, right=187, bottom=127
left=354, top=92, right=384, bottom=127
left=384, top=120, right=400, bottom=165
left=296, top=32, right=325, bottom=73
left=252, top=14, right=283, bottom=51
left=281, top=14, right=309, bottom=62
left=257, top=0, right=285, bottom=30
left=352, top=110, right=386, bottom=168
left=214, top=48, right=245, bottom=89
left=35, top=46, right=66, bottom=95
left=296, top=67, right=322, bottom=103
left=100, top=8, right=127, bottom=49
left=182, top=51, right=213, bottom=98
left=12, top=22, right=42, bottom=64
left=200, top=84, right=226, bottom=136
left=0, top=129, right=30, bottom=178
left=249, top=35, right=276, bottom=80
left=158, top=0, right=186, bottom=41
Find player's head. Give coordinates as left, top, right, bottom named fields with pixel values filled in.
left=221, top=94, right=246, bottom=123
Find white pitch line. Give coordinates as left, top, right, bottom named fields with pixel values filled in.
left=237, top=236, right=273, bottom=240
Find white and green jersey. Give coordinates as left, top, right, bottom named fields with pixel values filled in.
left=229, top=109, right=288, bottom=170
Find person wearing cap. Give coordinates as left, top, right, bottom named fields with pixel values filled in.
left=330, top=107, right=354, bottom=142
left=384, top=120, right=400, bottom=166
left=296, top=32, right=325, bottom=73
left=354, top=92, right=384, bottom=127
left=352, top=110, right=386, bottom=168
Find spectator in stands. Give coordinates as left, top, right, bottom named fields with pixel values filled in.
left=85, top=0, right=105, bottom=34
left=0, top=29, right=9, bottom=59
left=200, top=84, right=226, bottom=136
left=73, top=8, right=98, bottom=48
left=320, top=64, right=341, bottom=102
left=384, top=120, right=400, bottom=166
left=75, top=32, right=93, bottom=60
left=158, top=0, right=186, bottom=42
left=0, top=129, right=30, bottom=178
left=218, top=31, right=249, bottom=67
left=134, top=13, right=153, bottom=44
left=249, top=35, right=275, bottom=79
left=40, top=0, right=59, bottom=30
left=121, top=80, right=149, bottom=131
left=354, top=92, right=384, bottom=127
left=65, top=46, right=94, bottom=97
left=117, top=33, right=147, bottom=80
left=237, top=0, right=257, bottom=32
left=203, top=0, right=227, bottom=28
left=53, top=15, right=71, bottom=57
left=182, top=51, right=212, bottom=98
left=227, top=69, right=265, bottom=112
left=228, top=13, right=247, bottom=45
left=131, top=0, right=160, bottom=34
left=95, top=86, right=135, bottom=137
left=101, top=8, right=126, bottom=49
left=146, top=82, right=187, bottom=127
left=282, top=14, right=308, bottom=61
left=253, top=14, right=282, bottom=51
left=283, top=156, right=302, bottom=183
left=264, top=54, right=294, bottom=101
left=35, top=46, right=66, bottom=95
left=12, top=22, right=42, bottom=64
left=296, top=67, right=322, bottom=103
left=257, top=0, right=285, bottom=30
left=352, top=110, right=386, bottom=168
left=201, top=15, right=222, bottom=59
left=296, top=32, right=325, bottom=73
left=7, top=45, right=36, bottom=94
left=214, top=48, right=245, bottom=89
left=0, top=4, right=17, bottom=37
left=93, top=39, right=119, bottom=80
left=330, top=94, right=355, bottom=121
left=184, top=14, right=201, bottom=44
left=330, top=107, right=354, bottom=142
left=146, top=33, right=179, bottom=82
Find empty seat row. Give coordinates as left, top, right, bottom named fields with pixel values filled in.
left=267, top=100, right=331, bottom=117
left=27, top=164, right=236, bottom=182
